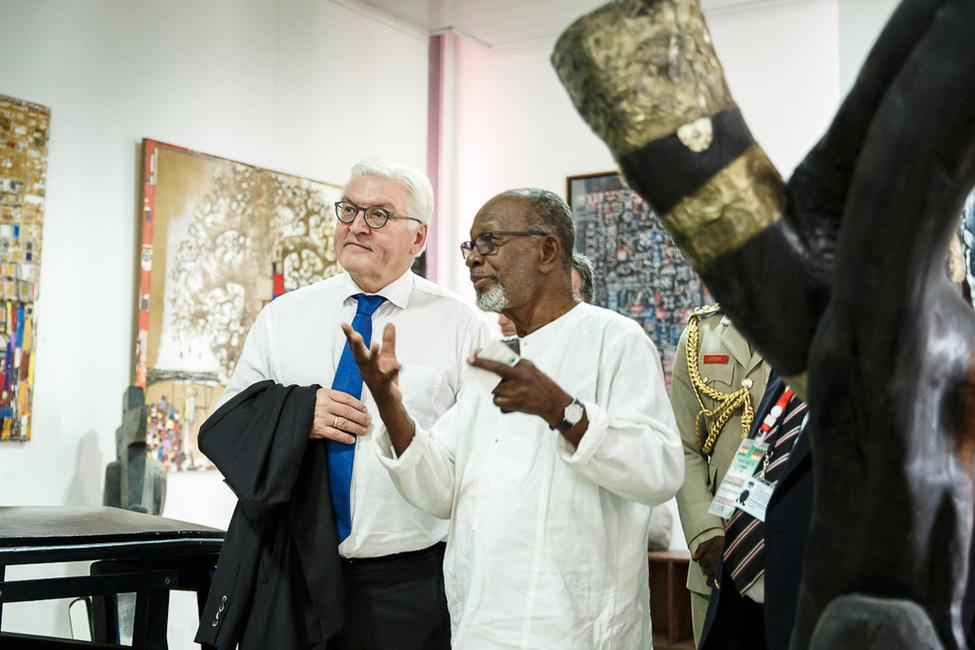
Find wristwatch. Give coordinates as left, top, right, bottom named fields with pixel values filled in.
left=551, top=398, right=585, bottom=432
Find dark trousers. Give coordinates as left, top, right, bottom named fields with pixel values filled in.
left=327, top=542, right=451, bottom=650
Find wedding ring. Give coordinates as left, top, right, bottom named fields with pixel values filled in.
left=333, top=416, right=340, bottom=429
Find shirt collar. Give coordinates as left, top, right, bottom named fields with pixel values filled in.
left=521, top=301, right=584, bottom=343
left=339, top=269, right=414, bottom=310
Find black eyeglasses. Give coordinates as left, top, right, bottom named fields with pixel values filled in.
left=334, top=201, right=422, bottom=230
left=460, top=231, right=549, bottom=260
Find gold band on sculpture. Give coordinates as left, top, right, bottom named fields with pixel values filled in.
left=551, top=0, right=735, bottom=156
left=661, top=144, right=786, bottom=272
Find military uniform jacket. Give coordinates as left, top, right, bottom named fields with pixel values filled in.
left=672, top=311, right=769, bottom=595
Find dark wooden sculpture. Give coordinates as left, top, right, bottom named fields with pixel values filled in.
left=552, top=0, right=975, bottom=648
left=104, top=386, right=167, bottom=515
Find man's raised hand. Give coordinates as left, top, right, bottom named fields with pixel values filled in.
left=342, top=322, right=403, bottom=408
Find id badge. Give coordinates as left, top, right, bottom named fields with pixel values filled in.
left=708, top=439, right=768, bottom=519
left=736, top=477, right=775, bottom=522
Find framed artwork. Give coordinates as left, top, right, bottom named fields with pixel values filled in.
left=0, top=94, right=50, bottom=442
left=567, top=171, right=707, bottom=388
left=958, top=188, right=975, bottom=306
left=137, top=139, right=343, bottom=470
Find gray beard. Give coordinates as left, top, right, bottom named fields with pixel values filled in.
left=476, top=283, right=508, bottom=312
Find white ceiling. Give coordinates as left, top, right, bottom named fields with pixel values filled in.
left=333, top=0, right=799, bottom=48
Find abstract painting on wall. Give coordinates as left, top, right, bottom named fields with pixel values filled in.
left=567, top=171, right=706, bottom=388
left=137, top=139, right=343, bottom=470
left=958, top=189, right=975, bottom=307
left=0, top=94, right=49, bottom=442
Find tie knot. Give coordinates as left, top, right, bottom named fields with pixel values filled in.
left=354, top=293, right=386, bottom=317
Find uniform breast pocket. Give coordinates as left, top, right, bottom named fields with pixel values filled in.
left=702, top=359, right=736, bottom=395
left=399, top=364, right=452, bottom=428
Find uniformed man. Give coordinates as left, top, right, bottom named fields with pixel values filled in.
left=671, top=305, right=770, bottom=644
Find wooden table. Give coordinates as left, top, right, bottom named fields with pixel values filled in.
left=0, top=506, right=224, bottom=649
left=648, top=549, right=695, bottom=650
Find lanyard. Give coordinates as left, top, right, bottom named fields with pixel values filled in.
left=756, top=387, right=794, bottom=444
left=755, top=386, right=794, bottom=480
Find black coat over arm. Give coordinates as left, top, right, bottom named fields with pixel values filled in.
left=194, top=380, right=345, bottom=649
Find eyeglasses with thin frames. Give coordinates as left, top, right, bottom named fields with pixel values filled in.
left=334, top=201, right=422, bottom=230
left=460, top=231, right=549, bottom=260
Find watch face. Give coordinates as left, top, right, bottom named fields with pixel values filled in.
left=565, top=400, right=584, bottom=425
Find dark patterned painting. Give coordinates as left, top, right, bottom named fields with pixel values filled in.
left=958, top=189, right=975, bottom=306
left=137, top=140, right=342, bottom=469
left=567, top=171, right=707, bottom=388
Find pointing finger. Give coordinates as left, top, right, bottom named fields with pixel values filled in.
left=468, top=355, right=518, bottom=378
left=341, top=322, right=370, bottom=361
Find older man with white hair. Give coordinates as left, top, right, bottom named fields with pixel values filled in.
left=196, top=157, right=488, bottom=649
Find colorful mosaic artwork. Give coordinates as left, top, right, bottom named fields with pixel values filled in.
left=568, top=172, right=707, bottom=389
left=136, top=140, right=343, bottom=470
left=0, top=95, right=49, bottom=442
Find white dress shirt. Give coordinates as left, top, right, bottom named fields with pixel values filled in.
left=218, top=270, right=490, bottom=558
left=376, top=302, right=685, bottom=648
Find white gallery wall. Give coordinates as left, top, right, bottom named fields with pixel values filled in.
left=438, top=0, right=847, bottom=302
left=0, top=0, right=430, bottom=640
left=0, top=0, right=898, bottom=643
left=436, top=0, right=899, bottom=301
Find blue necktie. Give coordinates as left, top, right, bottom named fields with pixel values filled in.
left=327, top=293, right=387, bottom=543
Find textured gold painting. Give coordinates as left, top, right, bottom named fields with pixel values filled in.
left=137, top=140, right=342, bottom=469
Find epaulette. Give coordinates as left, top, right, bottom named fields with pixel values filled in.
left=692, top=303, right=721, bottom=319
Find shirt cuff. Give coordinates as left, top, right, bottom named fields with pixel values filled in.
left=555, top=398, right=607, bottom=465
left=688, top=528, right=725, bottom=554
left=373, top=419, right=428, bottom=472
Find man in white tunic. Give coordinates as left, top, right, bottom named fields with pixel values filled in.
left=344, top=188, right=684, bottom=649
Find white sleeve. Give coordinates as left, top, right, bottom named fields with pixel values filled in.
left=557, top=329, right=685, bottom=507
left=373, top=400, right=464, bottom=519
left=372, top=303, right=486, bottom=519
